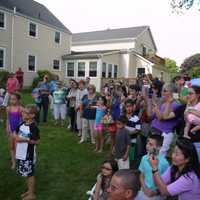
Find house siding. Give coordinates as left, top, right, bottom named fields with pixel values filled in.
left=135, top=28, right=156, bottom=55
left=0, top=8, right=71, bottom=86
left=0, top=9, right=12, bottom=71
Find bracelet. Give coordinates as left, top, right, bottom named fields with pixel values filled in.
left=152, top=168, right=158, bottom=174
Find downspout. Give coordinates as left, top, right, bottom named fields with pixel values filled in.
left=11, top=7, right=16, bottom=72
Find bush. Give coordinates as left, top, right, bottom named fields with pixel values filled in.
left=0, top=70, right=10, bottom=88
left=32, top=70, right=53, bottom=88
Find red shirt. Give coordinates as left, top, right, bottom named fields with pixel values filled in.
left=6, top=78, right=19, bottom=93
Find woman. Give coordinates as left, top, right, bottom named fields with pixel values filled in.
left=149, top=84, right=180, bottom=156
left=80, top=84, right=97, bottom=144
left=37, top=75, right=50, bottom=122
left=184, top=85, right=200, bottom=161
left=149, top=138, right=200, bottom=200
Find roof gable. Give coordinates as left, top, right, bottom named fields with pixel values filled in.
left=0, top=0, right=71, bottom=34
left=73, top=26, right=148, bottom=43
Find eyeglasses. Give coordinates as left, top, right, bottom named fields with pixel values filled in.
left=101, top=166, right=112, bottom=171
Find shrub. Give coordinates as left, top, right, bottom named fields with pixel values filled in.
left=0, top=70, right=10, bottom=88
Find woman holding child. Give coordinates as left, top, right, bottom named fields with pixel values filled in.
left=184, top=85, right=200, bottom=161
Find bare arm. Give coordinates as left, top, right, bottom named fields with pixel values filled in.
left=93, top=176, right=102, bottom=200
left=149, top=156, right=170, bottom=196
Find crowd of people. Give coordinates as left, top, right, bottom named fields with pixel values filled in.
left=0, top=71, right=200, bottom=200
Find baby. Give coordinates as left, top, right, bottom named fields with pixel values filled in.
left=184, top=103, right=200, bottom=137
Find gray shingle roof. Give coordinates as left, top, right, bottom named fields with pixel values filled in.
left=0, top=0, right=71, bottom=34
left=62, top=50, right=120, bottom=60
left=72, top=26, right=148, bottom=43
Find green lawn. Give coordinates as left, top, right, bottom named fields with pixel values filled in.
left=0, top=92, right=107, bottom=200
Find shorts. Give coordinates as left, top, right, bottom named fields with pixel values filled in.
left=16, top=159, right=34, bottom=177
left=94, top=124, right=104, bottom=132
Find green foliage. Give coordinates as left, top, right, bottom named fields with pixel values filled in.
left=181, top=53, right=200, bottom=70
left=165, top=58, right=179, bottom=78
left=37, top=70, right=53, bottom=80
left=0, top=70, right=10, bottom=88
left=187, top=66, right=200, bottom=78
left=32, top=70, right=53, bottom=88
left=171, top=0, right=200, bottom=12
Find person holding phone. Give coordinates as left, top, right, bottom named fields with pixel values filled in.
left=136, top=134, right=169, bottom=200
left=149, top=138, right=200, bottom=200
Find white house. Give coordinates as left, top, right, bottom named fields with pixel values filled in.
left=63, top=26, right=169, bottom=91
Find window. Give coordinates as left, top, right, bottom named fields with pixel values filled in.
left=108, top=64, right=112, bottom=78
left=89, top=62, right=97, bottom=77
left=55, top=32, right=60, bottom=44
left=0, top=12, right=5, bottom=29
left=114, top=65, right=118, bottom=78
left=137, top=68, right=145, bottom=76
left=102, top=62, right=106, bottom=78
left=28, top=55, right=36, bottom=72
left=142, top=46, right=147, bottom=57
left=67, top=62, right=74, bottom=77
left=29, top=22, right=37, bottom=37
left=0, top=48, right=5, bottom=68
left=53, top=60, right=60, bottom=70
left=78, top=62, right=85, bottom=77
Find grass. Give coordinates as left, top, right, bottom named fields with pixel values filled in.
left=0, top=91, right=107, bottom=200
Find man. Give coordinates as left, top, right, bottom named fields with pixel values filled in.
left=107, top=169, right=140, bottom=200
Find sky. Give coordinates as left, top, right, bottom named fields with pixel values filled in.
left=37, top=0, right=200, bottom=65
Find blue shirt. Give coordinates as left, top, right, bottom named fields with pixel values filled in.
left=82, top=95, right=97, bottom=120
left=49, top=80, right=57, bottom=93
left=139, top=154, right=169, bottom=190
left=38, top=82, right=50, bottom=97
left=95, top=107, right=106, bottom=125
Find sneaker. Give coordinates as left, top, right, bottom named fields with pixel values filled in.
left=79, top=139, right=84, bottom=144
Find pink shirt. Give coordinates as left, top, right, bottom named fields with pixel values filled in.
left=187, top=102, right=200, bottom=125
left=6, top=78, right=19, bottom=93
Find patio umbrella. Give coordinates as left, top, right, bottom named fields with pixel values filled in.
left=190, top=78, right=200, bottom=86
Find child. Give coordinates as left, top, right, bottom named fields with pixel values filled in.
left=94, top=96, right=107, bottom=153
left=124, top=99, right=141, bottom=166
left=52, top=81, right=66, bottom=126
left=114, top=115, right=131, bottom=169
left=102, top=107, right=116, bottom=156
left=6, top=92, right=23, bottom=169
left=92, top=160, right=118, bottom=200
left=32, top=88, right=42, bottom=124
left=15, top=105, right=40, bottom=200
left=136, top=134, right=169, bottom=200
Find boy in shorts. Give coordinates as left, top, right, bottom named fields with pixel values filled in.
left=15, top=105, right=40, bottom=200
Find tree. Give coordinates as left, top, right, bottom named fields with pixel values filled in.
left=171, top=0, right=200, bottom=12
left=165, top=58, right=179, bottom=78
left=181, top=53, right=200, bottom=78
